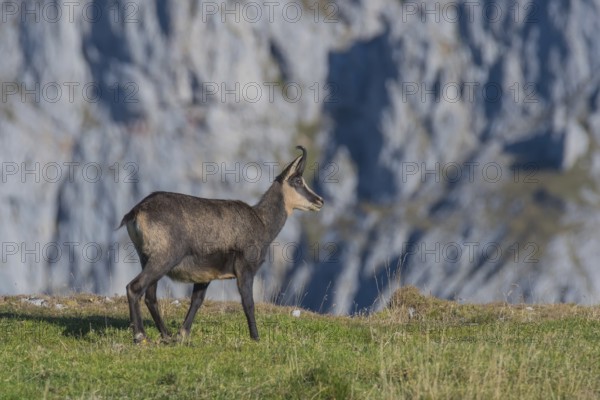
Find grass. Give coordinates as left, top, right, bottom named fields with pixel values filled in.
left=0, top=287, right=599, bottom=399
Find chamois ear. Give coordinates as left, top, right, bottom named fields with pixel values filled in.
left=275, top=146, right=307, bottom=182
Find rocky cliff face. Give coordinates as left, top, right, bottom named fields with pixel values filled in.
left=2, top=0, right=600, bottom=313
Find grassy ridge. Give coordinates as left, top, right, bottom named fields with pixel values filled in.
left=0, top=288, right=599, bottom=399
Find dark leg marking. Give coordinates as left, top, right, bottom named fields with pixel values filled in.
left=126, top=257, right=175, bottom=343
left=144, top=282, right=170, bottom=339
left=237, top=267, right=259, bottom=341
left=179, top=282, right=210, bottom=338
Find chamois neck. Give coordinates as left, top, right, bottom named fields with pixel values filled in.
left=253, top=182, right=288, bottom=240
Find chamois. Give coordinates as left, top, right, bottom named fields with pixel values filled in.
left=119, top=146, right=324, bottom=343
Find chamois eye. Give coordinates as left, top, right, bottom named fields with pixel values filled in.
left=291, top=176, right=302, bottom=186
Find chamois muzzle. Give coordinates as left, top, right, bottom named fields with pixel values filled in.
left=310, top=192, right=324, bottom=211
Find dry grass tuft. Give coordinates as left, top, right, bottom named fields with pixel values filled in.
left=386, top=285, right=600, bottom=324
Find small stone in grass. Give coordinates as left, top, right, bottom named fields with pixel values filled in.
left=292, top=309, right=301, bottom=317
left=21, top=297, right=47, bottom=307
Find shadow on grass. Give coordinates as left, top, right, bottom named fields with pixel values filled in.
left=0, top=312, right=133, bottom=339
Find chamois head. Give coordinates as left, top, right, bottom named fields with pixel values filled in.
left=276, top=146, right=324, bottom=214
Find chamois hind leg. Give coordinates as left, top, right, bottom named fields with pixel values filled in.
left=235, top=263, right=259, bottom=341
left=179, top=282, right=210, bottom=339
left=126, top=257, right=174, bottom=344
left=144, top=282, right=170, bottom=340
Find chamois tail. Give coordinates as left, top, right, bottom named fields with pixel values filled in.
left=115, top=208, right=137, bottom=231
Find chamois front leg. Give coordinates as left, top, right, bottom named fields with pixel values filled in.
left=236, top=265, right=259, bottom=341
left=179, top=282, right=210, bottom=339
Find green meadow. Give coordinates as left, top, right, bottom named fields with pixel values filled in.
left=0, top=287, right=599, bottom=399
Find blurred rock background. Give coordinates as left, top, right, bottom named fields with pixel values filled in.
left=1, top=0, right=600, bottom=313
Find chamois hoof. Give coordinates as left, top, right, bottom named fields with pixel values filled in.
left=158, top=335, right=175, bottom=345
left=175, top=331, right=192, bottom=344
left=133, top=333, right=149, bottom=345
